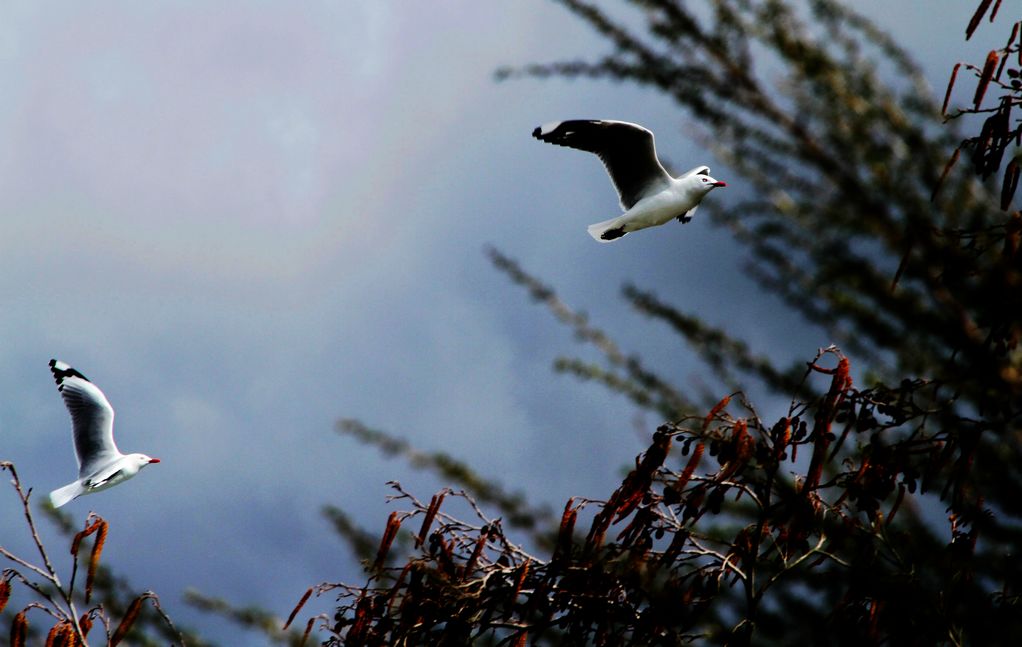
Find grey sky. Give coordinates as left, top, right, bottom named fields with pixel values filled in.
left=0, top=1, right=990, bottom=643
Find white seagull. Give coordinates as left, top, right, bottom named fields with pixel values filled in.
left=47, top=359, right=160, bottom=508
left=532, top=119, right=726, bottom=242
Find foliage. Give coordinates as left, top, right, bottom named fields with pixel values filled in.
left=938, top=1, right=1022, bottom=210
left=0, top=462, right=191, bottom=647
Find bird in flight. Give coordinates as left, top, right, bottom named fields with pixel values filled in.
left=533, top=119, right=726, bottom=242
left=47, top=359, right=160, bottom=508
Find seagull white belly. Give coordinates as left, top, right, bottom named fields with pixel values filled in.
left=619, top=191, right=688, bottom=232
left=84, top=462, right=137, bottom=491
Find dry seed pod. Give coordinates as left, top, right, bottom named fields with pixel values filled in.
left=966, top=0, right=994, bottom=40
left=0, top=579, right=11, bottom=614
left=11, top=610, right=29, bottom=647
left=973, top=50, right=1000, bottom=108
left=373, top=511, right=401, bottom=571
left=110, top=595, right=146, bottom=646
left=283, top=587, right=314, bottom=631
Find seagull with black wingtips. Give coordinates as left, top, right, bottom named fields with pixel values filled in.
left=533, top=119, right=727, bottom=242
left=47, top=359, right=160, bottom=508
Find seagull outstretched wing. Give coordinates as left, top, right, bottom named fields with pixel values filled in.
left=533, top=119, right=673, bottom=209
left=49, top=359, right=120, bottom=479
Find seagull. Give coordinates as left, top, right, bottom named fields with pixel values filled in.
left=47, top=360, right=160, bottom=508
left=532, top=119, right=726, bottom=242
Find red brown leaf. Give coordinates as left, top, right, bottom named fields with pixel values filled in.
left=941, top=63, right=961, bottom=116
left=704, top=395, right=731, bottom=432
left=300, top=617, right=315, bottom=647
left=45, top=621, right=66, bottom=647
left=512, top=560, right=530, bottom=601
left=463, top=528, right=490, bottom=580
left=966, top=0, right=993, bottom=40
left=10, top=611, right=28, bottom=647
left=347, top=592, right=373, bottom=644
left=0, top=579, right=10, bottom=614
left=283, top=587, right=314, bottom=631
left=990, top=0, right=1002, bottom=22
left=973, top=50, right=1000, bottom=109
left=676, top=441, right=705, bottom=493
left=110, top=595, right=146, bottom=646
left=373, top=511, right=402, bottom=571
left=85, top=519, right=108, bottom=604
left=416, top=492, right=446, bottom=549
left=78, top=613, right=92, bottom=638
left=70, top=517, right=104, bottom=557
left=553, top=499, right=578, bottom=562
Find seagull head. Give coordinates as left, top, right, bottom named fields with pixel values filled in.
left=134, top=454, right=161, bottom=467
left=696, top=174, right=727, bottom=191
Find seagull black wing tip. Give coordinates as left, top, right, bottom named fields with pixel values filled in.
left=533, top=124, right=559, bottom=143
left=49, top=359, right=64, bottom=385
left=49, top=359, right=89, bottom=385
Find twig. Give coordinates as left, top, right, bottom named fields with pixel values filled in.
left=0, top=462, right=86, bottom=642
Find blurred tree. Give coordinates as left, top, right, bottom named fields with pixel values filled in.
left=285, top=1, right=1021, bottom=645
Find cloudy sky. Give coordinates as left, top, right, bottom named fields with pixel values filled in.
left=0, top=1, right=990, bottom=643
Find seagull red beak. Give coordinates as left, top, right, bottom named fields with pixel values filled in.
left=149, top=458, right=161, bottom=463
left=713, top=181, right=727, bottom=187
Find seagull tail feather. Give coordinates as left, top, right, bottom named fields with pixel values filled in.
left=49, top=480, right=84, bottom=508
left=587, top=217, right=627, bottom=243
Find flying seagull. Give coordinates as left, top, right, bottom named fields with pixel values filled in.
left=532, top=119, right=726, bottom=242
left=47, top=359, right=160, bottom=508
